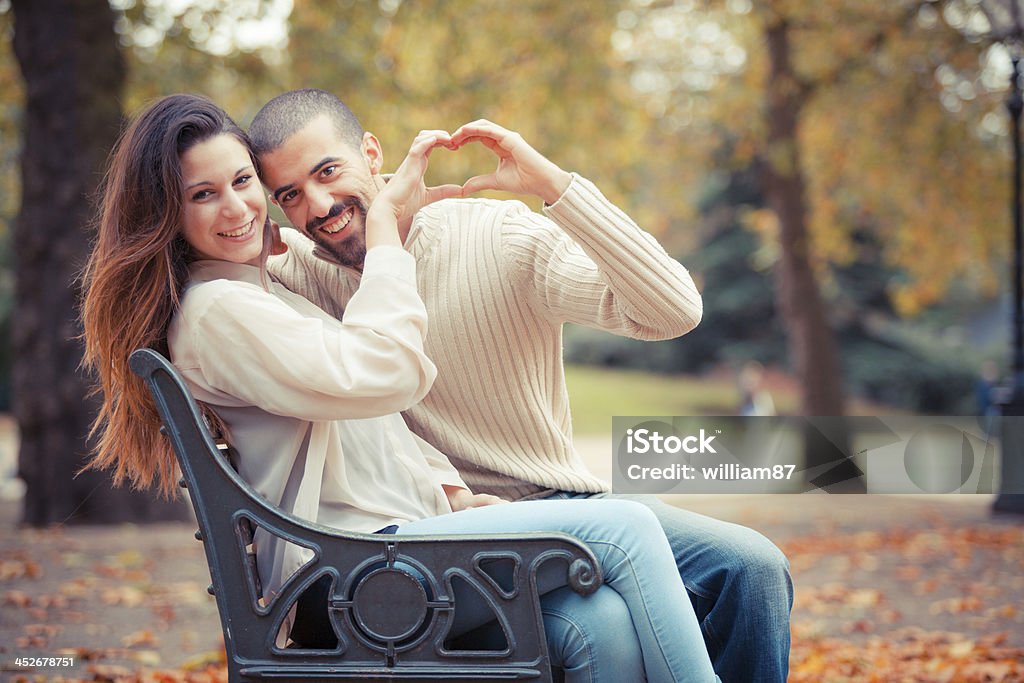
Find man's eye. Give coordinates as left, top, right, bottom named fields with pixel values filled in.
left=281, top=190, right=298, bottom=204
left=320, top=165, right=338, bottom=178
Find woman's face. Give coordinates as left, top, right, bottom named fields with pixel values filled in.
left=180, top=133, right=267, bottom=266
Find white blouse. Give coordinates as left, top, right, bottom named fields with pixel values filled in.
left=168, top=246, right=466, bottom=600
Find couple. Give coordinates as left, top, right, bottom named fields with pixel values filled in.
left=82, top=90, right=791, bottom=682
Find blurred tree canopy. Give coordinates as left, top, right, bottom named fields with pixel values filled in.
left=616, top=0, right=1008, bottom=413
left=0, top=0, right=1015, bottom=522
left=620, top=0, right=1005, bottom=312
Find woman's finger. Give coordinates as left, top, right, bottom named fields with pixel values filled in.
left=267, top=219, right=288, bottom=255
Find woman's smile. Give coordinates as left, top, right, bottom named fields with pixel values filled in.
left=219, top=216, right=257, bottom=240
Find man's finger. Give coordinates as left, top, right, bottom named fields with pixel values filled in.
left=409, top=131, right=452, bottom=155
left=413, top=129, right=452, bottom=145
left=452, top=119, right=504, bottom=138
left=452, top=135, right=502, bottom=155
left=425, top=184, right=464, bottom=204
left=462, top=173, right=499, bottom=195
left=450, top=121, right=508, bottom=147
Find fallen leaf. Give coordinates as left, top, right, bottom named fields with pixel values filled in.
left=122, top=629, right=159, bottom=648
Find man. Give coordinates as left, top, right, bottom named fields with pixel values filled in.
left=253, top=88, right=792, bottom=681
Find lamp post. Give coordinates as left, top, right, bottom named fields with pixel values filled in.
left=980, top=0, right=1024, bottom=514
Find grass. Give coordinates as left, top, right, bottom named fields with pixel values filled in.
left=565, top=363, right=904, bottom=435
left=565, top=364, right=764, bottom=435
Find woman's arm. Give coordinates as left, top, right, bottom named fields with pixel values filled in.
left=180, top=251, right=434, bottom=420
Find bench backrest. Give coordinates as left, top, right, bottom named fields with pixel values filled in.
left=129, top=348, right=601, bottom=682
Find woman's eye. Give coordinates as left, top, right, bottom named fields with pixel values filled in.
left=191, top=190, right=211, bottom=201
left=235, top=175, right=253, bottom=186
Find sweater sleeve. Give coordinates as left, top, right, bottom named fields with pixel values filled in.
left=184, top=246, right=436, bottom=421
left=502, top=173, right=702, bottom=341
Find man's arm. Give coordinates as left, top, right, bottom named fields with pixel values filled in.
left=524, top=173, right=702, bottom=340
left=450, top=120, right=702, bottom=341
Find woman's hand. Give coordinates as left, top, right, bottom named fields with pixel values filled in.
left=267, top=219, right=288, bottom=256
left=444, top=485, right=508, bottom=512
left=365, top=130, right=463, bottom=248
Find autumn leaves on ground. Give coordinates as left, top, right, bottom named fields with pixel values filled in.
left=1, top=496, right=1022, bottom=682
left=783, top=513, right=1024, bottom=681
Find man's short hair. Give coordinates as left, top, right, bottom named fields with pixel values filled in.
left=248, top=89, right=364, bottom=159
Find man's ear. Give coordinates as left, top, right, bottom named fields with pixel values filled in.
left=362, top=132, right=384, bottom=175
left=268, top=192, right=279, bottom=207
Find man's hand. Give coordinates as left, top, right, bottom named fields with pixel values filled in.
left=443, top=485, right=508, bottom=512
left=449, top=120, right=572, bottom=205
left=368, top=130, right=463, bottom=243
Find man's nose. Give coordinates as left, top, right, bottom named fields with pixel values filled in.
left=307, top=185, right=334, bottom=219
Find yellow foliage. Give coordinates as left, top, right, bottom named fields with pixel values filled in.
left=623, top=0, right=1008, bottom=315
left=0, top=0, right=1010, bottom=319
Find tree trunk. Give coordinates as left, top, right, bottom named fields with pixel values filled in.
left=11, top=0, right=187, bottom=525
left=760, top=17, right=864, bottom=492
left=759, top=16, right=846, bottom=417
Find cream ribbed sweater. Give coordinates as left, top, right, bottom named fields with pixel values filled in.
left=270, top=174, right=702, bottom=500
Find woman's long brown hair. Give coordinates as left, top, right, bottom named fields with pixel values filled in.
left=81, top=94, right=262, bottom=498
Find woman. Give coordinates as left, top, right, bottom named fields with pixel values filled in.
left=81, top=94, right=719, bottom=683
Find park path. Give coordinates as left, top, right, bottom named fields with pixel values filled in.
left=0, top=431, right=1022, bottom=680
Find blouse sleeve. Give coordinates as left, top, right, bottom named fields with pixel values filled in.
left=183, top=246, right=437, bottom=421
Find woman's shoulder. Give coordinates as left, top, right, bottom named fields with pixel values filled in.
left=184, top=273, right=253, bottom=304
left=180, top=270, right=277, bottom=324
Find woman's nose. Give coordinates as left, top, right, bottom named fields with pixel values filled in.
left=221, top=188, right=247, bottom=218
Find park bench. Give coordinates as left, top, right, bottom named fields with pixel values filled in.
left=129, top=348, right=603, bottom=682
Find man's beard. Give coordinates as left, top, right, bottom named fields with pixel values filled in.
left=307, top=198, right=368, bottom=271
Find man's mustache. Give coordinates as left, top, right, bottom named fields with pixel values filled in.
left=306, top=199, right=364, bottom=233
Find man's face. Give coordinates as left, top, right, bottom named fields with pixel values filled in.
left=260, top=114, right=381, bottom=270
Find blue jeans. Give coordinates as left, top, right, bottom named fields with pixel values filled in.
left=547, top=492, right=794, bottom=683
left=397, top=498, right=719, bottom=683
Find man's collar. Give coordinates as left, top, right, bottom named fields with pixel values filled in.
left=310, top=245, right=363, bottom=276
